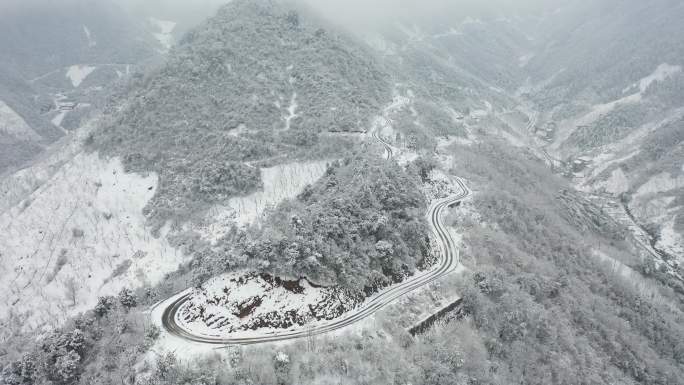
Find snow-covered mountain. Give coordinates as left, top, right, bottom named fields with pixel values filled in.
left=513, top=0, right=684, bottom=268
left=1, top=1, right=684, bottom=384
left=0, top=0, right=168, bottom=175
left=0, top=0, right=391, bottom=334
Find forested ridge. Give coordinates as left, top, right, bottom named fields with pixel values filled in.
left=92, top=0, right=391, bottom=227
left=191, top=153, right=432, bottom=292
left=3, top=0, right=684, bottom=384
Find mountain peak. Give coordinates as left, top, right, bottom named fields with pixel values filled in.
left=93, top=0, right=391, bottom=226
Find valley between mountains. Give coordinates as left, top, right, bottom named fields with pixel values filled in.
left=1, top=1, right=684, bottom=384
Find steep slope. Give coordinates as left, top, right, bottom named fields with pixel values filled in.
left=0, top=0, right=157, bottom=79
left=92, top=0, right=392, bottom=227
left=0, top=70, right=63, bottom=175
left=489, top=0, right=684, bottom=267
left=0, top=0, right=393, bottom=336
left=2, top=2, right=684, bottom=385
left=0, top=0, right=162, bottom=174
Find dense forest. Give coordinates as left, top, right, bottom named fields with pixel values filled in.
left=191, top=152, right=432, bottom=292
left=2, top=1, right=684, bottom=384
left=91, top=0, right=391, bottom=228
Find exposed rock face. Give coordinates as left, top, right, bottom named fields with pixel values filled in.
left=178, top=272, right=364, bottom=334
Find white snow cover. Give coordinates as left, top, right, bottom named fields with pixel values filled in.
left=82, top=25, right=96, bottom=47
left=591, top=249, right=677, bottom=311
left=599, top=168, right=630, bottom=195
left=636, top=63, right=681, bottom=93
left=199, top=161, right=329, bottom=241
left=433, top=27, right=464, bottom=39
left=552, top=92, right=642, bottom=151
left=461, top=17, right=484, bottom=26
left=51, top=110, right=68, bottom=129
left=558, top=63, right=681, bottom=151
left=396, top=23, right=427, bottom=43
left=149, top=17, right=177, bottom=51
left=365, top=34, right=399, bottom=55
left=176, top=272, right=334, bottom=337
left=518, top=53, right=535, bottom=68
left=0, top=100, right=40, bottom=141
left=0, top=121, right=94, bottom=215
left=656, top=220, right=684, bottom=259
left=283, top=91, right=298, bottom=130
left=66, top=65, right=96, bottom=87
left=0, top=152, right=187, bottom=331
left=635, top=172, right=684, bottom=198
left=372, top=89, right=411, bottom=140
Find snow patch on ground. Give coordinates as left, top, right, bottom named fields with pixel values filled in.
left=0, top=100, right=40, bottom=141
left=65, top=65, right=96, bottom=87
left=552, top=92, right=642, bottom=151
left=656, top=219, right=684, bottom=258
left=422, top=170, right=462, bottom=201
left=598, top=168, right=630, bottom=195
left=518, top=53, right=535, bottom=68
left=635, top=172, right=684, bottom=198
left=283, top=92, right=298, bottom=130
left=149, top=18, right=176, bottom=51
left=500, top=130, right=526, bottom=147
left=199, top=161, right=328, bottom=242
left=376, top=91, right=409, bottom=136
left=0, top=152, right=186, bottom=331
left=593, top=249, right=636, bottom=280
left=461, top=17, right=484, bottom=26
left=51, top=110, right=68, bottom=129
left=0, top=121, right=94, bottom=215
left=591, top=248, right=678, bottom=312
left=82, top=25, right=96, bottom=47
left=176, top=272, right=345, bottom=337
left=629, top=63, right=682, bottom=93
left=433, top=27, right=464, bottom=39
left=365, top=34, right=399, bottom=55
left=557, top=63, right=681, bottom=152
left=396, top=23, right=427, bottom=43
left=438, top=135, right=473, bottom=148
left=470, top=102, right=492, bottom=120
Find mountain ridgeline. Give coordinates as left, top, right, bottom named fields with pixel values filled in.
left=2, top=1, right=684, bottom=385
left=0, top=0, right=162, bottom=175
left=92, top=0, right=392, bottom=226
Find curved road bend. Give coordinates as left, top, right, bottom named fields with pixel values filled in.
left=158, top=128, right=469, bottom=345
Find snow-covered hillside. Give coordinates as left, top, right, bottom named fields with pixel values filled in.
left=530, top=61, right=684, bottom=267
left=149, top=17, right=177, bottom=51
left=199, top=161, right=328, bottom=242
left=177, top=272, right=357, bottom=337
left=0, top=101, right=40, bottom=141
left=0, top=149, right=188, bottom=331
left=1, top=134, right=332, bottom=333
left=65, top=65, right=96, bottom=88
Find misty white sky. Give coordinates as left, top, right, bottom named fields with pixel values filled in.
left=0, top=0, right=570, bottom=35
left=296, top=0, right=560, bottom=29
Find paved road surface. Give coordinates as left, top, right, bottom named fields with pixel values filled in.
left=157, top=129, right=469, bottom=345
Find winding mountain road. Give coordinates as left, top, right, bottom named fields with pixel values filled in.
left=156, top=129, right=469, bottom=346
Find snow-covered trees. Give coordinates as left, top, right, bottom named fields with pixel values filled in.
left=1, top=353, right=37, bottom=385
left=445, top=140, right=684, bottom=384
left=94, top=296, right=116, bottom=317
left=238, top=153, right=431, bottom=291
left=92, top=0, right=390, bottom=229
left=117, top=288, right=138, bottom=310
left=193, top=162, right=262, bottom=202
left=53, top=351, right=80, bottom=385
left=1, top=288, right=163, bottom=385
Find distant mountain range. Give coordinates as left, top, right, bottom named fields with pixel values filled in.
left=0, top=0, right=165, bottom=174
